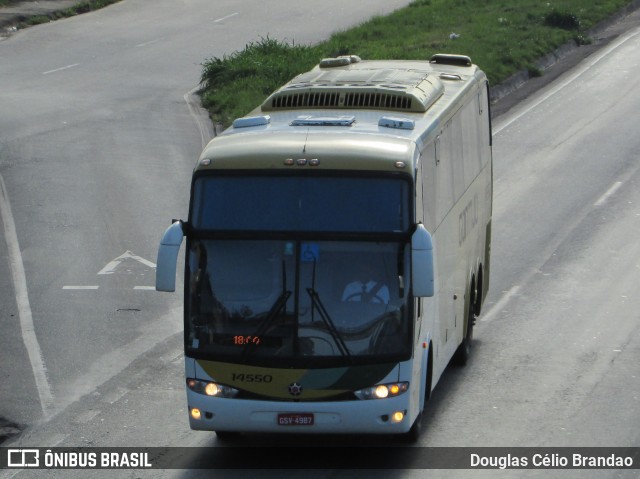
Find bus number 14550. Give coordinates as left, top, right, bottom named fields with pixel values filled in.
left=231, top=373, right=273, bottom=383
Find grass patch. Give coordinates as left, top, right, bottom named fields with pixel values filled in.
left=544, top=9, right=582, bottom=29
left=200, top=38, right=321, bottom=126
left=7, top=0, right=123, bottom=28
left=201, top=0, right=636, bottom=127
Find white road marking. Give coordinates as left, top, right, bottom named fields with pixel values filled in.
left=0, top=173, right=54, bottom=419
left=133, top=286, right=156, bottom=290
left=480, top=285, right=521, bottom=323
left=594, top=181, right=623, bottom=207
left=184, top=85, right=214, bottom=148
left=42, top=63, right=80, bottom=75
left=62, top=285, right=100, bottom=290
left=214, top=12, right=239, bottom=23
left=98, top=250, right=156, bottom=275
left=136, top=38, right=161, bottom=47
left=494, top=26, right=640, bottom=135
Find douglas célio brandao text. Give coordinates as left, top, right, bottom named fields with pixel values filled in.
left=470, top=452, right=634, bottom=469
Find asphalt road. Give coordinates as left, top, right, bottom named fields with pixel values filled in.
left=2, top=1, right=640, bottom=478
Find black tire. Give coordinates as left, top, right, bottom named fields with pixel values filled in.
left=474, top=267, right=484, bottom=317
left=399, top=345, right=432, bottom=444
left=425, top=343, right=433, bottom=403
left=453, top=286, right=475, bottom=366
left=399, top=412, right=423, bottom=443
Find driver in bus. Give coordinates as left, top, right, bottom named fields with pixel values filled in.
left=341, top=261, right=390, bottom=304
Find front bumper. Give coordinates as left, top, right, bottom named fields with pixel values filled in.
left=187, top=390, right=414, bottom=434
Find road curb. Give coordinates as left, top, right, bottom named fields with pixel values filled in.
left=0, top=0, right=81, bottom=33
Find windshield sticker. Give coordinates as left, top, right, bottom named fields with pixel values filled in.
left=283, top=242, right=294, bottom=256
left=300, top=243, right=320, bottom=262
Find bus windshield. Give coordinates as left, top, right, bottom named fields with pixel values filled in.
left=186, top=239, right=411, bottom=366
left=191, top=175, right=410, bottom=233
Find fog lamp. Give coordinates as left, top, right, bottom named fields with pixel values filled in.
left=392, top=411, right=404, bottom=423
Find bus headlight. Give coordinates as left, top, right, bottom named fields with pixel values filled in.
left=187, top=378, right=239, bottom=398
left=354, top=382, right=409, bottom=400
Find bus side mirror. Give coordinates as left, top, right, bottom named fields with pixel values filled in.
left=412, top=224, right=434, bottom=297
left=156, top=221, right=185, bottom=292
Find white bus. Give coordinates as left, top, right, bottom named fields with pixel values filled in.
left=156, top=54, right=492, bottom=441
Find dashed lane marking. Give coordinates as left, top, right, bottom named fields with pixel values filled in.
left=214, top=12, right=239, bottom=23
left=594, top=181, right=623, bottom=207
left=42, top=63, right=80, bottom=75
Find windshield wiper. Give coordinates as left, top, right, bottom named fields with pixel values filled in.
left=306, top=288, right=351, bottom=359
left=241, top=289, right=291, bottom=361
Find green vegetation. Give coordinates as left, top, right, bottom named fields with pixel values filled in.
left=3, top=0, right=122, bottom=27
left=201, top=0, right=635, bottom=126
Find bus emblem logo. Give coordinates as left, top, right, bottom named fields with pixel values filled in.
left=288, top=383, right=303, bottom=396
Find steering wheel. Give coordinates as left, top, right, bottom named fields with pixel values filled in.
left=343, top=291, right=387, bottom=304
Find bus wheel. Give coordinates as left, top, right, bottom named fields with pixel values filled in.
left=400, top=412, right=423, bottom=443
left=453, top=287, right=475, bottom=366
left=425, top=343, right=433, bottom=403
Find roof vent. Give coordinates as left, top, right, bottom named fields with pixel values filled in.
left=319, top=55, right=361, bottom=68
left=290, top=115, right=355, bottom=127
left=232, top=115, right=271, bottom=128
left=378, top=116, right=415, bottom=130
left=262, top=67, right=444, bottom=113
left=440, top=73, right=462, bottom=81
left=430, top=54, right=472, bottom=67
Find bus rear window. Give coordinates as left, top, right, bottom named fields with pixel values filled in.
left=191, top=175, right=410, bottom=233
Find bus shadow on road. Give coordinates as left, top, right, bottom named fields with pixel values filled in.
left=159, top=443, right=461, bottom=470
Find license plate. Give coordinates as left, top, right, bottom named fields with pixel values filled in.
left=277, top=413, right=314, bottom=426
